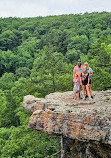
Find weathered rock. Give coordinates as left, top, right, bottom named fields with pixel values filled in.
left=22, top=95, right=47, bottom=112
left=22, top=90, right=111, bottom=158
left=61, top=137, right=111, bottom=158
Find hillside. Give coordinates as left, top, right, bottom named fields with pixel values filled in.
left=0, top=12, right=111, bottom=157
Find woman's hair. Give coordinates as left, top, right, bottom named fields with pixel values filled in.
left=84, top=62, right=89, bottom=68
left=83, top=65, right=88, bottom=72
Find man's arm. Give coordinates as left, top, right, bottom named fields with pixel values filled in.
left=73, top=71, right=75, bottom=80
left=80, top=73, right=82, bottom=85
left=73, top=67, right=76, bottom=80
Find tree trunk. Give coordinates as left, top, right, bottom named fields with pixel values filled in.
left=57, top=136, right=61, bottom=158
left=52, top=72, right=55, bottom=92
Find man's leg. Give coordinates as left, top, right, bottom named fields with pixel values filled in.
left=79, top=85, right=82, bottom=99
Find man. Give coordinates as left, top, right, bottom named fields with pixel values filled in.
left=73, top=59, right=83, bottom=99
left=73, top=59, right=83, bottom=80
left=84, top=62, right=93, bottom=99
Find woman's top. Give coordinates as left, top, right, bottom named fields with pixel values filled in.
left=81, top=72, right=89, bottom=85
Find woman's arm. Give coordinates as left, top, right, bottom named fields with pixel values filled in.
left=88, top=73, right=90, bottom=85
left=80, top=73, right=82, bottom=85
left=89, top=72, right=93, bottom=78
left=88, top=77, right=90, bottom=84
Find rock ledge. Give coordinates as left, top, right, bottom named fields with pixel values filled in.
left=22, top=90, right=111, bottom=145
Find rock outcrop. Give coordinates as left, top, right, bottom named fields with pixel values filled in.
left=22, top=91, right=111, bottom=158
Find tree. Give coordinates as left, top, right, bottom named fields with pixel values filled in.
left=22, top=30, right=30, bottom=41
left=31, top=45, right=72, bottom=94
left=0, top=73, right=15, bottom=90
left=91, top=67, right=111, bottom=90
left=1, top=126, right=57, bottom=158
left=39, top=29, right=68, bottom=55
left=0, top=50, right=18, bottom=76
left=11, top=77, right=31, bottom=106
left=15, top=67, right=31, bottom=80
left=88, top=42, right=111, bottom=90
left=0, top=89, right=17, bottom=127
left=65, top=49, right=81, bottom=63
left=0, top=30, right=18, bottom=51
left=67, top=35, right=89, bottom=54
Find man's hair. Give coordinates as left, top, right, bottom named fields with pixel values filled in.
left=78, top=59, right=81, bottom=62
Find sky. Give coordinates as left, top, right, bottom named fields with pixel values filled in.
left=0, top=0, right=111, bottom=18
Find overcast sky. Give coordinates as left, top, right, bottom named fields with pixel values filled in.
left=0, top=0, right=111, bottom=18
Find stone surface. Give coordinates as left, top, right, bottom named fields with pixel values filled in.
left=22, top=90, right=111, bottom=157
left=61, top=137, right=111, bottom=158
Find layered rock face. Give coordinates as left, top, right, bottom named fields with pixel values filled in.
left=22, top=91, right=111, bottom=158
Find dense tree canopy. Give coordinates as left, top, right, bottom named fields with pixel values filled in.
left=0, top=12, right=111, bottom=157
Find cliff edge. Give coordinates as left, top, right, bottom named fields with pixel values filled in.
left=22, top=90, right=111, bottom=157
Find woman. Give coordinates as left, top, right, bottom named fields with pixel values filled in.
left=84, top=62, right=93, bottom=99
left=80, top=66, right=93, bottom=100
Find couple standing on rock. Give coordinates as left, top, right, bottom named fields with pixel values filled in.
left=73, top=59, right=93, bottom=100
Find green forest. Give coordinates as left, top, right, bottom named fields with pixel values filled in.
left=0, top=12, right=111, bottom=157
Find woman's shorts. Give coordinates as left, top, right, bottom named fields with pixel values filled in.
left=82, top=79, right=91, bottom=85
left=89, top=79, right=92, bottom=84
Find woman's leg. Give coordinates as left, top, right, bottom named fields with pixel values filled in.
left=89, top=84, right=92, bottom=96
left=86, top=85, right=91, bottom=98
left=82, top=85, right=86, bottom=99
left=85, top=86, right=87, bottom=96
